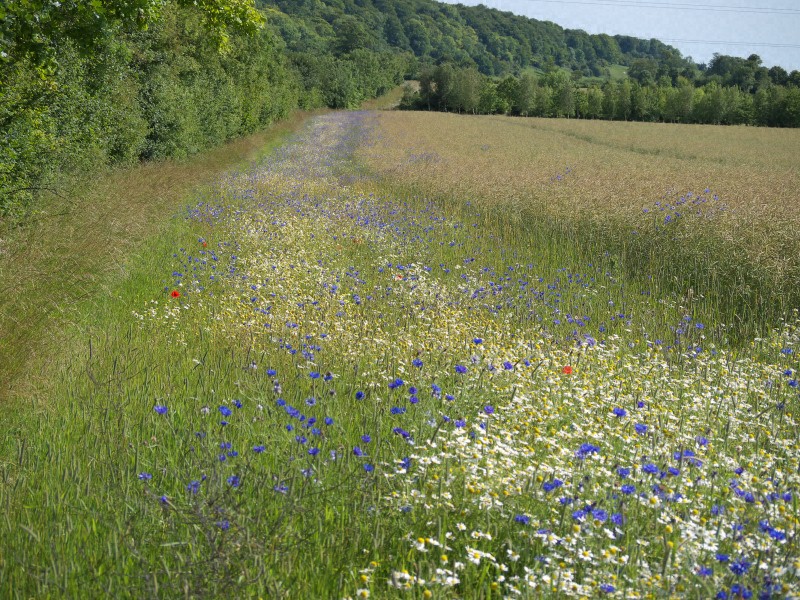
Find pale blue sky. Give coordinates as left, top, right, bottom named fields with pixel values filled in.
left=440, top=0, right=800, bottom=71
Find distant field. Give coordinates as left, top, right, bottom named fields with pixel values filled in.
left=361, top=112, right=800, bottom=336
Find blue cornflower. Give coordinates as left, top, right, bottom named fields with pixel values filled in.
left=599, top=584, right=615, bottom=593
left=769, top=528, right=786, bottom=541
left=138, top=472, right=152, bottom=481
left=668, top=467, right=680, bottom=476
left=159, top=495, right=168, bottom=505
left=390, top=406, right=406, bottom=415
left=729, top=559, right=751, bottom=575
left=455, top=365, right=467, bottom=374
left=473, top=338, right=483, bottom=344
left=617, top=467, right=631, bottom=478
left=503, top=361, right=513, bottom=370
left=233, top=399, right=242, bottom=408
left=542, top=479, right=564, bottom=492
left=324, top=417, right=333, bottom=425
left=295, top=435, right=307, bottom=444
left=361, top=434, right=371, bottom=443
left=353, top=446, right=364, bottom=457
left=186, top=480, right=201, bottom=494
left=305, top=397, right=316, bottom=406
left=643, top=463, right=659, bottom=475
left=216, top=520, right=230, bottom=530
left=635, top=423, right=648, bottom=434
left=575, top=443, right=600, bottom=458
left=572, top=508, right=588, bottom=521
left=408, top=386, right=418, bottom=395
left=308, top=447, right=320, bottom=456
left=454, top=419, right=466, bottom=428
left=276, top=398, right=286, bottom=407
left=621, top=484, right=636, bottom=495
left=267, top=369, right=277, bottom=376
left=697, top=566, right=713, bottom=576
left=611, top=513, right=624, bottom=525
left=363, top=464, right=374, bottom=472
left=781, top=348, right=793, bottom=354
left=484, top=405, right=494, bottom=415
left=309, top=371, right=320, bottom=379
left=393, top=427, right=411, bottom=439
left=592, top=509, right=608, bottom=522
left=613, top=407, right=627, bottom=418
left=412, top=358, right=423, bottom=368
left=445, top=394, right=455, bottom=401
left=227, top=475, right=240, bottom=487
left=730, top=584, right=751, bottom=598
left=324, top=372, right=333, bottom=381
left=388, top=378, right=404, bottom=389
left=154, top=405, right=168, bottom=415
left=715, top=553, right=729, bottom=563
left=431, top=384, right=441, bottom=397
left=514, top=515, right=530, bottom=525
left=355, top=391, right=365, bottom=400
left=409, top=395, right=419, bottom=404
left=219, top=405, right=232, bottom=417
left=253, top=445, right=265, bottom=453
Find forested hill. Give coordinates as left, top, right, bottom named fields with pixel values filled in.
left=260, top=0, right=693, bottom=79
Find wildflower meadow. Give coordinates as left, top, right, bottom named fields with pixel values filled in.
left=1, top=111, right=798, bottom=599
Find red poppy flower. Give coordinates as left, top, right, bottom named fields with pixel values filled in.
left=202, top=241, right=208, bottom=247
left=562, top=365, right=573, bottom=374
left=171, top=290, right=180, bottom=298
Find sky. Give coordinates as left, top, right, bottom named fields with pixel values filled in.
left=439, top=0, right=800, bottom=71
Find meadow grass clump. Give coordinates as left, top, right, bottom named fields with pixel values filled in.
left=0, top=111, right=798, bottom=599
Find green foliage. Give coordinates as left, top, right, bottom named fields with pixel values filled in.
left=1, top=2, right=297, bottom=215
left=0, top=0, right=265, bottom=66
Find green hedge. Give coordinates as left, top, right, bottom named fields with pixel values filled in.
left=1, top=5, right=298, bottom=216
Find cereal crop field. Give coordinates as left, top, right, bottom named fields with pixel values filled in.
left=0, top=111, right=798, bottom=599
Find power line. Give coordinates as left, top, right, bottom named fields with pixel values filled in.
left=659, top=38, right=800, bottom=48
left=508, top=0, right=800, bottom=15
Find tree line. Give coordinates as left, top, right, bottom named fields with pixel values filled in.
left=403, top=63, right=800, bottom=127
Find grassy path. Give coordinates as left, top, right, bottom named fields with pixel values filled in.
left=0, top=112, right=798, bottom=598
